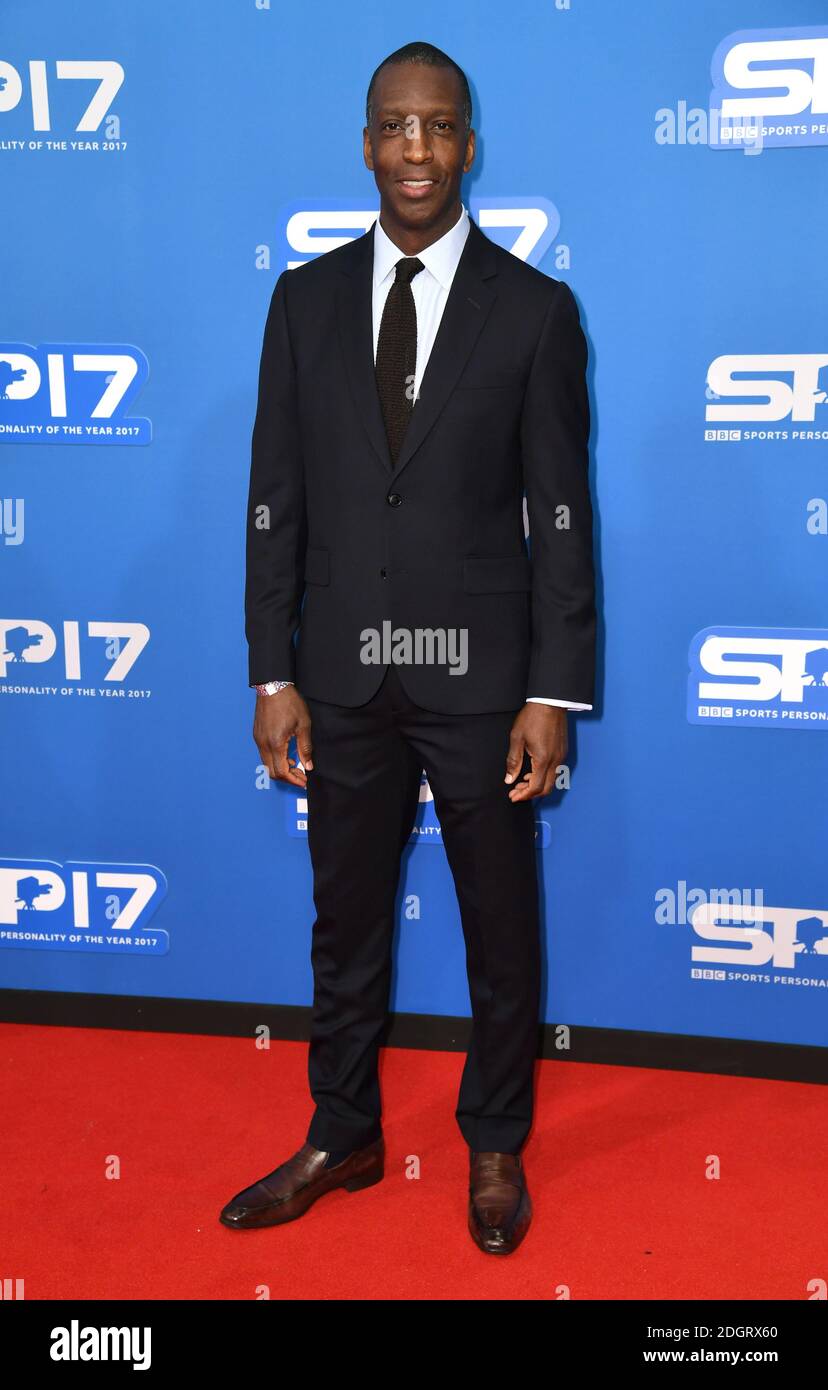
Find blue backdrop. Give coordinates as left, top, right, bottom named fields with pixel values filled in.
left=2, top=1, right=826, bottom=1048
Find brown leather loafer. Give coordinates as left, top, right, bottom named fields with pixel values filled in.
left=468, top=1150, right=532, bottom=1255
left=219, top=1137, right=384, bottom=1229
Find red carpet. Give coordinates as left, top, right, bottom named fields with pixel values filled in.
left=0, top=1022, right=824, bottom=1300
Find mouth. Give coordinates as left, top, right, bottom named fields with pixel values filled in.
left=396, top=177, right=438, bottom=199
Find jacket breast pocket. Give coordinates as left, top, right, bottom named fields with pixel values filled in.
left=443, top=372, right=525, bottom=424
left=452, top=368, right=524, bottom=393
left=463, top=554, right=532, bottom=593
left=304, top=546, right=330, bottom=586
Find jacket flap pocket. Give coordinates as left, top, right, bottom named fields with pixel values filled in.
left=304, top=546, right=330, bottom=585
left=463, top=554, right=532, bottom=593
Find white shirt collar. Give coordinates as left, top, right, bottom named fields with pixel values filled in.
left=373, top=203, right=470, bottom=290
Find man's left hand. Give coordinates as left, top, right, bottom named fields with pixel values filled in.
left=504, top=704, right=568, bottom=802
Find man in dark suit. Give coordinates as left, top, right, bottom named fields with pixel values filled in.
left=221, top=41, right=596, bottom=1255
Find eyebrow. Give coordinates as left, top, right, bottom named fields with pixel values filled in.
left=376, top=108, right=459, bottom=119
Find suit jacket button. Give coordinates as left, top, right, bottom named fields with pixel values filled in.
left=379, top=566, right=387, bottom=578
left=387, top=493, right=403, bottom=507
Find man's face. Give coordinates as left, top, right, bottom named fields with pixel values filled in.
left=363, top=62, right=475, bottom=237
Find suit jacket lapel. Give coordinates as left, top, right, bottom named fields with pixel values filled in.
left=336, top=215, right=499, bottom=480
left=391, top=217, right=498, bottom=483
left=336, top=221, right=391, bottom=474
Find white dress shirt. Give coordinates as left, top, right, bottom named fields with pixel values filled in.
left=258, top=204, right=592, bottom=712
left=372, top=204, right=591, bottom=712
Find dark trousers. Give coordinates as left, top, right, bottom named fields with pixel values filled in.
left=303, top=661, right=541, bottom=1155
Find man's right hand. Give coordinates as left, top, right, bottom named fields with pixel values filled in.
left=253, top=687, right=313, bottom=787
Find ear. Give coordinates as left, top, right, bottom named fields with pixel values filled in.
left=363, top=128, right=374, bottom=171
left=463, top=128, right=476, bottom=174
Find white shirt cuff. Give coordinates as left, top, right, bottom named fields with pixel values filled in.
left=526, top=697, right=593, bottom=711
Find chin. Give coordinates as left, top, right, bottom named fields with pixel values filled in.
left=389, top=191, right=451, bottom=221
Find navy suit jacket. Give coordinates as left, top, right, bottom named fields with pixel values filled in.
left=245, top=215, right=596, bottom=714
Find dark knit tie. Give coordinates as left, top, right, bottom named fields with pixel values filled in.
left=375, top=256, right=425, bottom=464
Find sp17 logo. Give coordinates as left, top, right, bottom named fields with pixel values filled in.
left=691, top=901, right=828, bottom=971
left=0, top=59, right=123, bottom=133
left=0, top=619, right=149, bottom=681
left=0, top=858, right=168, bottom=956
left=688, top=626, right=828, bottom=730
left=706, top=354, right=828, bottom=425
left=276, top=197, right=562, bottom=270
left=0, top=343, right=150, bottom=444
left=710, top=26, right=828, bottom=149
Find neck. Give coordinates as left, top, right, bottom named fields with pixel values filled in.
left=378, top=198, right=463, bottom=256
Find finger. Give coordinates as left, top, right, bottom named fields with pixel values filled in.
left=536, top=753, right=564, bottom=799
left=285, top=754, right=308, bottom=788
left=508, top=755, right=551, bottom=801
left=504, top=729, right=526, bottom=784
left=295, top=720, right=314, bottom=772
left=541, top=765, right=558, bottom=797
left=273, top=737, right=306, bottom=787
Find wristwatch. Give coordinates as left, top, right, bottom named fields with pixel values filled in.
left=254, top=680, right=294, bottom=696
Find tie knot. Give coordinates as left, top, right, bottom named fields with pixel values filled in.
left=394, top=256, right=424, bottom=285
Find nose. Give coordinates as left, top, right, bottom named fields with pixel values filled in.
left=402, top=116, right=433, bottom=163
